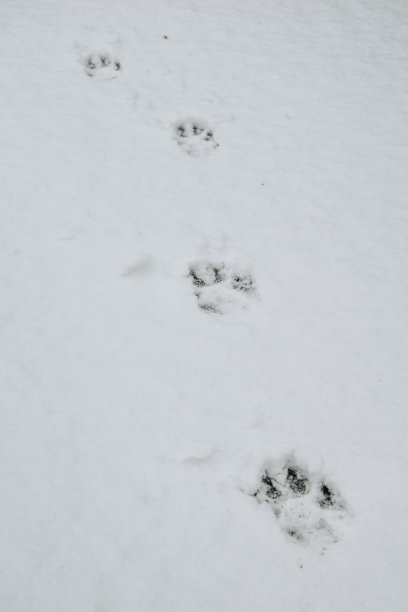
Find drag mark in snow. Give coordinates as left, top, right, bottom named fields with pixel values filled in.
left=188, top=261, right=256, bottom=314
left=175, top=120, right=219, bottom=155
left=253, top=456, right=348, bottom=551
left=83, top=53, right=121, bottom=80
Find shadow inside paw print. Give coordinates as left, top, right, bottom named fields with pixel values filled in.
left=253, top=457, right=348, bottom=550
left=176, top=121, right=218, bottom=155
left=261, top=472, right=282, bottom=501
left=84, top=53, right=121, bottom=80
left=189, top=264, right=226, bottom=288
left=188, top=262, right=255, bottom=314
left=232, top=274, right=255, bottom=293
left=317, top=482, right=345, bottom=510
left=287, top=466, right=310, bottom=496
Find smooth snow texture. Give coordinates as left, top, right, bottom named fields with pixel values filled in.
left=1, top=0, right=407, bottom=610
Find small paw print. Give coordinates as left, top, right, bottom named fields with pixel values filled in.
left=175, top=121, right=219, bottom=155
left=84, top=53, right=121, bottom=80
left=188, top=261, right=256, bottom=314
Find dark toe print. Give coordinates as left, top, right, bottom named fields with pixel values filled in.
left=286, top=466, right=309, bottom=496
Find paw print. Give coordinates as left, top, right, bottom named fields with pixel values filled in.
left=188, top=261, right=255, bottom=314
left=253, top=456, right=348, bottom=550
left=84, top=53, right=121, bottom=80
left=175, top=121, right=219, bottom=155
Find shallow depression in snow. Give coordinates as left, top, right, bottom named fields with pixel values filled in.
left=252, top=455, right=349, bottom=551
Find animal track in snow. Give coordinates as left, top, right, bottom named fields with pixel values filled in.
left=188, top=261, right=255, bottom=314
left=253, top=456, right=348, bottom=550
left=83, top=53, right=121, bottom=80
left=175, top=120, right=219, bottom=155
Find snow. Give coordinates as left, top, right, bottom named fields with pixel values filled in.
left=1, top=0, right=407, bottom=610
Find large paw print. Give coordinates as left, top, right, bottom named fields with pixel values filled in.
left=253, top=456, right=348, bottom=551
left=83, top=53, right=121, bottom=80
left=175, top=121, right=219, bottom=155
left=188, top=261, right=256, bottom=314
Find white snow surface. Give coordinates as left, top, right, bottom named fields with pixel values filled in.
left=1, top=0, right=408, bottom=610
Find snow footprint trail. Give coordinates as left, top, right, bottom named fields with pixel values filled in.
left=76, top=29, right=346, bottom=560
left=188, top=259, right=256, bottom=314
left=75, top=34, right=347, bottom=560
left=252, top=456, right=349, bottom=551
